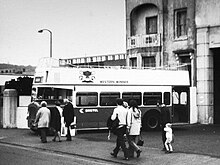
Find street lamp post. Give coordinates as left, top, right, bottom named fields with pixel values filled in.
left=38, top=29, right=52, bottom=58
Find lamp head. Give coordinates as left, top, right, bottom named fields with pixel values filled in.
left=38, top=30, right=43, bottom=33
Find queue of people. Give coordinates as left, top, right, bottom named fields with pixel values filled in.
left=32, top=97, right=173, bottom=161
left=33, top=99, right=75, bottom=143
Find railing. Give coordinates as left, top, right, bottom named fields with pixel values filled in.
left=37, top=57, right=188, bottom=71
left=59, top=53, right=126, bottom=66
left=127, top=34, right=161, bottom=49
left=58, top=63, right=189, bottom=71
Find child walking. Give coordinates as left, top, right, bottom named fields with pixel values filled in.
left=164, top=123, right=173, bottom=153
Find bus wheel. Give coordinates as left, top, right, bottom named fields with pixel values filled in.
left=143, top=111, right=160, bottom=131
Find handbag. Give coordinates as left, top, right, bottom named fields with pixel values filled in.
left=70, top=122, right=76, bottom=129
left=70, top=116, right=76, bottom=129
left=111, top=115, right=120, bottom=135
left=137, top=133, right=144, bottom=146
left=107, top=114, right=119, bottom=135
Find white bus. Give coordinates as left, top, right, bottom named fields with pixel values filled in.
left=30, top=58, right=190, bottom=131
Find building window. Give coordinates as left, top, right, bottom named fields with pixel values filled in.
left=142, top=56, right=155, bottom=68
left=178, top=54, right=190, bottom=65
left=130, top=58, right=137, bottom=68
left=175, top=9, right=187, bottom=38
left=176, top=53, right=191, bottom=84
left=146, top=16, right=157, bottom=34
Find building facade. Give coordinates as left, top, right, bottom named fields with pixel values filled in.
left=126, top=0, right=220, bottom=125
left=126, top=0, right=195, bottom=75
left=195, top=0, right=220, bottom=124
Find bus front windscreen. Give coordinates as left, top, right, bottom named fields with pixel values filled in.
left=36, top=87, right=72, bottom=105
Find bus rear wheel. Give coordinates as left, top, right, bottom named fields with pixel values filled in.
left=143, top=111, right=160, bottom=131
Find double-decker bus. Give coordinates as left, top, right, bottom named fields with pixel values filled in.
left=29, top=58, right=190, bottom=131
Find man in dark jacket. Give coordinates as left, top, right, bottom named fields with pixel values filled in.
left=159, top=103, right=171, bottom=151
left=63, top=99, right=75, bottom=141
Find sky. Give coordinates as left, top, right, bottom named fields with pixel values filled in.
left=0, top=0, right=126, bottom=66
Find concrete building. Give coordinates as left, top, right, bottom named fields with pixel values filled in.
left=125, top=0, right=195, bottom=76
left=195, top=0, right=220, bottom=124
left=125, top=0, right=220, bottom=125
left=125, top=0, right=197, bottom=125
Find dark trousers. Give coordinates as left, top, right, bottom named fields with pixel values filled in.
left=113, top=126, right=128, bottom=158
left=38, top=127, right=48, bottom=143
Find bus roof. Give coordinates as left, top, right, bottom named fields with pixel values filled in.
left=34, top=65, right=190, bottom=86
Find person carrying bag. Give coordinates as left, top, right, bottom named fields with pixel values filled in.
left=127, top=100, right=142, bottom=158
left=110, top=98, right=129, bottom=160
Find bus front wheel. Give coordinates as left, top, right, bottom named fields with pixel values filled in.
left=143, top=111, right=160, bottom=131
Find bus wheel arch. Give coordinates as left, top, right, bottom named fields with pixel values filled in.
left=142, top=109, right=160, bottom=131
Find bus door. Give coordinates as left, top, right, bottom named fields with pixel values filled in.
left=172, top=86, right=190, bottom=123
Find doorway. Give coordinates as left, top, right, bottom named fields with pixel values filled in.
left=213, top=48, right=220, bottom=124
left=172, top=86, right=189, bottom=123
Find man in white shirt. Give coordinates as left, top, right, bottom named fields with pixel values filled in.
left=110, top=98, right=129, bottom=160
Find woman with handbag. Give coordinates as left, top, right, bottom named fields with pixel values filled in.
left=127, top=100, right=142, bottom=158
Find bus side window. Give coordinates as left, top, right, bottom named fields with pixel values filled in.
left=164, top=92, right=171, bottom=105
left=76, top=92, right=98, bottom=106
left=100, top=92, right=120, bottom=106
left=122, top=92, right=142, bottom=105
left=143, top=92, right=162, bottom=105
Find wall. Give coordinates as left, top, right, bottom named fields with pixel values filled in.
left=17, top=96, right=31, bottom=129
left=195, top=0, right=220, bottom=124
left=3, top=89, right=17, bottom=128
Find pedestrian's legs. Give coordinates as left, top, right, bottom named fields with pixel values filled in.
left=66, top=126, right=71, bottom=141
left=161, top=125, right=166, bottom=150
left=164, top=139, right=173, bottom=153
left=129, top=135, right=142, bottom=158
left=112, top=137, right=120, bottom=156
left=111, top=127, right=128, bottom=159
left=127, top=145, right=134, bottom=158
left=52, top=131, right=58, bottom=142
left=40, top=128, right=47, bottom=143
left=168, top=143, right=173, bottom=152
left=164, top=140, right=169, bottom=151
left=117, top=127, right=128, bottom=159
left=128, top=135, right=140, bottom=152
left=57, top=131, right=61, bottom=142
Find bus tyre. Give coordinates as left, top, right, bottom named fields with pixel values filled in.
left=143, top=112, right=160, bottom=131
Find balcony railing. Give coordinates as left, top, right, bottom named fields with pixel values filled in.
left=127, top=34, right=161, bottom=49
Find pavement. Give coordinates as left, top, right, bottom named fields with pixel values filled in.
left=0, top=125, right=220, bottom=165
